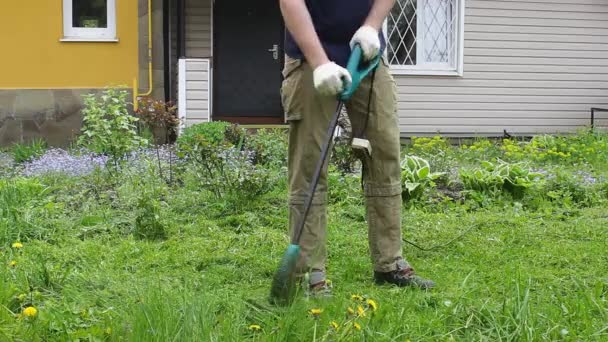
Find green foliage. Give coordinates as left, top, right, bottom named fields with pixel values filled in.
left=134, top=192, right=167, bottom=241
left=246, top=128, right=288, bottom=168
left=1, top=130, right=608, bottom=341
left=176, top=121, right=232, bottom=149
left=78, top=88, right=148, bottom=160
left=460, top=160, right=542, bottom=200
left=331, top=139, right=358, bottom=175
left=401, top=155, right=445, bottom=202
left=178, top=122, right=273, bottom=202
left=0, top=178, right=53, bottom=245
left=11, top=138, right=47, bottom=164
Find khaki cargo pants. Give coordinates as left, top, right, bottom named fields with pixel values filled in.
left=281, top=55, right=405, bottom=275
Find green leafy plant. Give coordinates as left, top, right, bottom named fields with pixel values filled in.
left=134, top=192, right=167, bottom=241
left=11, top=139, right=47, bottom=164
left=460, top=160, right=542, bottom=200
left=401, top=155, right=445, bottom=202
left=78, top=88, right=148, bottom=161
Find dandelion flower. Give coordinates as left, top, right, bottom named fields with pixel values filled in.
left=330, top=321, right=339, bottom=330
left=351, top=294, right=364, bottom=301
left=356, top=305, right=366, bottom=317
left=353, top=322, right=362, bottom=331
left=12, top=242, right=23, bottom=249
left=248, top=324, right=262, bottom=332
left=309, top=308, right=323, bottom=317
left=366, top=299, right=378, bottom=312
left=23, top=306, right=37, bottom=318
left=8, top=260, right=16, bottom=267
left=347, top=307, right=355, bottom=315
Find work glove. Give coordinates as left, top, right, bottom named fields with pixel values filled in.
left=313, top=62, right=352, bottom=96
left=350, top=25, right=381, bottom=61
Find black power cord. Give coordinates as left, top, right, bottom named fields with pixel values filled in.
left=402, top=223, right=481, bottom=251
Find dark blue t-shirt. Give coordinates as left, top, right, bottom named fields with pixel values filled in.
left=284, top=0, right=386, bottom=67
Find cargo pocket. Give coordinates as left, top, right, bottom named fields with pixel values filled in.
left=281, top=56, right=303, bottom=122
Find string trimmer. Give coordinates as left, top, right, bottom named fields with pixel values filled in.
left=269, top=45, right=381, bottom=305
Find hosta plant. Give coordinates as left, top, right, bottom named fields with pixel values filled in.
left=401, top=155, right=445, bottom=202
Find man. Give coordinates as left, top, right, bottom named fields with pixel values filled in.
left=280, top=0, right=435, bottom=294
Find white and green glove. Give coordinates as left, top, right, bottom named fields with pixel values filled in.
left=313, top=62, right=353, bottom=96
left=350, top=25, right=381, bottom=61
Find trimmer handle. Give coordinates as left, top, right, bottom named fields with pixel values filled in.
left=340, top=44, right=381, bottom=101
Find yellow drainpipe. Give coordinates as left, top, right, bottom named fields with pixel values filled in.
left=133, top=0, right=154, bottom=111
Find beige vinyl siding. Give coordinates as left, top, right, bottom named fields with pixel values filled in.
left=183, top=59, right=210, bottom=124
left=396, top=0, right=608, bottom=136
left=186, top=0, right=211, bottom=57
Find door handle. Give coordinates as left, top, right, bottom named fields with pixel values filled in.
left=268, top=44, right=279, bottom=60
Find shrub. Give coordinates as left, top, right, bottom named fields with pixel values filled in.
left=178, top=122, right=273, bottom=201
left=11, top=139, right=47, bottom=164
left=78, top=88, right=148, bottom=161
left=177, top=121, right=233, bottom=149
left=401, top=155, right=445, bottom=202
left=135, top=97, right=179, bottom=144
left=246, top=128, right=288, bottom=168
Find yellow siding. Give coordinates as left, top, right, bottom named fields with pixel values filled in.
left=0, top=1, right=138, bottom=89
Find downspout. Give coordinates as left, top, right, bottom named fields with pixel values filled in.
left=133, top=0, right=154, bottom=111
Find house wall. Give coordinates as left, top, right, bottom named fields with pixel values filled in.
left=0, top=1, right=138, bottom=89
left=178, top=0, right=608, bottom=135
left=177, top=0, right=212, bottom=126
left=185, top=0, right=212, bottom=58
left=0, top=1, right=140, bottom=146
left=395, top=0, right=608, bottom=136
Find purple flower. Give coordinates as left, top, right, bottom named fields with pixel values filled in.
left=21, top=149, right=108, bottom=177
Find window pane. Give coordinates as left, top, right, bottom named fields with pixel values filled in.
left=387, top=0, right=417, bottom=65
left=73, top=0, right=108, bottom=28
left=420, top=0, right=455, bottom=64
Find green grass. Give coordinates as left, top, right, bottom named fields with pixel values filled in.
left=1, top=133, right=608, bottom=341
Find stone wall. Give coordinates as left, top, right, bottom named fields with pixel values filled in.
left=0, top=89, right=108, bottom=147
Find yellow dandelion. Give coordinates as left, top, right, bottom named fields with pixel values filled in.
left=11, top=242, right=23, bottom=249
left=8, top=260, right=16, bottom=267
left=330, top=321, right=339, bottom=330
left=367, top=299, right=378, bottom=312
left=309, top=308, right=323, bottom=317
left=347, top=307, right=355, bottom=315
left=351, top=294, right=364, bottom=301
left=353, top=322, right=362, bottom=331
left=248, top=324, right=262, bottom=332
left=23, top=306, right=37, bottom=318
left=357, top=305, right=366, bottom=317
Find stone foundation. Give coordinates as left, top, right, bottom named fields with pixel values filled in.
left=0, top=89, right=108, bottom=147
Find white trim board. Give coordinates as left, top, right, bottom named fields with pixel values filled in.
left=178, top=58, right=212, bottom=134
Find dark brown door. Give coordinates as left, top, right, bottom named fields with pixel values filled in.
left=213, top=0, right=284, bottom=122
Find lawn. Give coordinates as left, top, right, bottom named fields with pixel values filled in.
left=1, top=104, right=608, bottom=341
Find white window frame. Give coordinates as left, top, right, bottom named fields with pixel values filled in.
left=384, top=0, right=465, bottom=76
left=62, top=0, right=117, bottom=42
